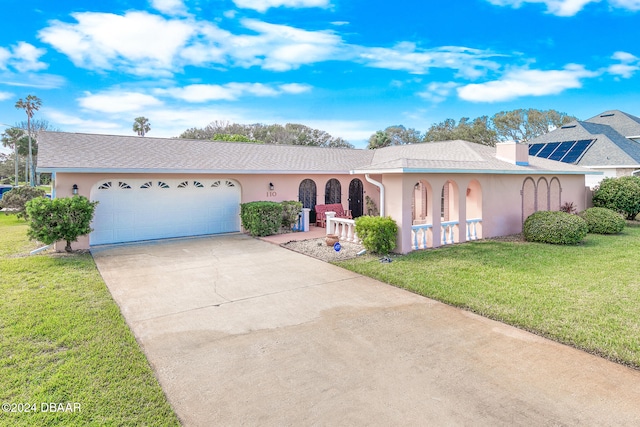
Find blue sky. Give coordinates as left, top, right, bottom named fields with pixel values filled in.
left=0, top=0, right=639, bottom=149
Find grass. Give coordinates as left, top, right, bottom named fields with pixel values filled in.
left=336, top=224, right=640, bottom=369
left=0, top=214, right=179, bottom=426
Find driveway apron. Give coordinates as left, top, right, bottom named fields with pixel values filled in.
left=92, top=234, right=640, bottom=426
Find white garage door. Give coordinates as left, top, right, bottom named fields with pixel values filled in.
left=90, top=178, right=241, bottom=245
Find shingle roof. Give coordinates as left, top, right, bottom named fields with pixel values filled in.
left=585, top=110, right=640, bottom=137
left=37, top=131, right=593, bottom=176
left=37, top=132, right=374, bottom=173
left=353, top=140, right=592, bottom=174
left=528, top=110, right=640, bottom=167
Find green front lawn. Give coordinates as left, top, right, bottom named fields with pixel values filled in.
left=336, top=225, right=640, bottom=368
left=0, top=214, right=179, bottom=426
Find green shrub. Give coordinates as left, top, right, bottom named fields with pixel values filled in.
left=579, top=207, right=625, bottom=234
left=592, top=176, right=640, bottom=220
left=0, top=186, right=46, bottom=218
left=523, top=210, right=588, bottom=245
left=281, top=200, right=303, bottom=229
left=240, top=201, right=283, bottom=236
left=355, top=215, right=398, bottom=254
left=25, top=196, right=98, bottom=252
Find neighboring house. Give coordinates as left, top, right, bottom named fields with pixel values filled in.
left=37, top=132, right=598, bottom=253
left=527, top=110, right=640, bottom=188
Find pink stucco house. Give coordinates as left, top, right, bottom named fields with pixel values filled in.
left=37, top=132, right=599, bottom=253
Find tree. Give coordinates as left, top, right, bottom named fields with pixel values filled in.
left=367, top=125, right=423, bottom=149
left=367, top=130, right=392, bottom=149
left=25, top=195, right=98, bottom=252
left=179, top=121, right=354, bottom=148
left=0, top=186, right=46, bottom=218
left=424, top=116, right=498, bottom=146
left=1, top=127, right=27, bottom=185
left=15, top=95, right=42, bottom=186
left=212, top=133, right=258, bottom=143
left=592, top=176, right=640, bottom=220
left=133, top=117, right=151, bottom=137
left=491, top=109, right=576, bottom=142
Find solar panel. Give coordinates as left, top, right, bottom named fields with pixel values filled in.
left=561, top=139, right=593, bottom=164
left=536, top=142, right=561, bottom=158
left=529, top=143, right=545, bottom=156
left=548, top=141, right=576, bottom=161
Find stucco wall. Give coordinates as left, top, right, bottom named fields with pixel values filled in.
left=52, top=172, right=380, bottom=250
left=384, top=173, right=588, bottom=254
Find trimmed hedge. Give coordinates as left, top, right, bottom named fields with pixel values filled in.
left=579, top=207, right=625, bottom=234
left=592, top=176, right=640, bottom=220
left=354, top=215, right=398, bottom=254
left=240, top=201, right=283, bottom=236
left=523, top=210, right=588, bottom=245
left=281, top=200, right=303, bottom=229
left=0, top=186, right=46, bottom=219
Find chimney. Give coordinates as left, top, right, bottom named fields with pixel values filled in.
left=496, top=141, right=529, bottom=166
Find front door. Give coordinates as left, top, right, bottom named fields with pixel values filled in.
left=298, top=179, right=317, bottom=223
left=348, top=178, right=364, bottom=218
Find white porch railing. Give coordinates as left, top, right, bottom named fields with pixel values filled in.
left=466, top=218, right=482, bottom=241
left=441, top=220, right=459, bottom=245
left=326, top=214, right=360, bottom=244
left=411, top=223, right=433, bottom=250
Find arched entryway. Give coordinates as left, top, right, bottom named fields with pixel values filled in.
left=522, top=177, right=536, bottom=223
left=299, top=179, right=317, bottom=223
left=348, top=178, right=364, bottom=218
left=325, top=178, right=341, bottom=204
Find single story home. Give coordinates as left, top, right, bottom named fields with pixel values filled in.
left=37, top=132, right=599, bottom=253
left=527, top=110, right=640, bottom=188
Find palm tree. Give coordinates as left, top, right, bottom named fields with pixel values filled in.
left=15, top=95, right=42, bottom=186
left=133, top=117, right=151, bottom=137
left=1, top=127, right=26, bottom=185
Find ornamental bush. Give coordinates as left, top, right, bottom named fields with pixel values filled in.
left=579, top=207, right=625, bottom=234
left=281, top=200, right=303, bottom=229
left=240, top=201, right=283, bottom=236
left=592, top=176, right=640, bottom=220
left=523, top=210, right=588, bottom=245
left=354, top=215, right=398, bottom=254
left=0, top=186, right=46, bottom=219
left=25, top=196, right=98, bottom=252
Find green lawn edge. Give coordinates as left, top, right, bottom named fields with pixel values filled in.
left=0, top=214, right=180, bottom=426
left=335, top=224, right=640, bottom=369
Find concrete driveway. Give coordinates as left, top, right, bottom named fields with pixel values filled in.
left=92, top=234, right=640, bottom=426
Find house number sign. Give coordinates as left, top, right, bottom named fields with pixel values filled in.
left=267, top=191, right=277, bottom=197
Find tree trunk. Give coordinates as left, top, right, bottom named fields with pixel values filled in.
left=65, top=240, right=72, bottom=253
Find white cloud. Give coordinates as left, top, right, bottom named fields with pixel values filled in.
left=78, top=91, right=163, bottom=113
left=39, top=11, right=196, bottom=76
left=457, top=64, right=597, bottom=102
left=150, top=0, right=188, bottom=16
left=0, top=47, right=11, bottom=70
left=233, top=19, right=343, bottom=71
left=158, top=82, right=311, bottom=102
left=486, top=0, right=640, bottom=15
left=46, top=109, right=122, bottom=132
left=356, top=42, right=502, bottom=79
left=0, top=72, right=65, bottom=89
left=607, top=51, right=640, bottom=78
left=233, top=0, right=330, bottom=13
left=0, top=91, right=13, bottom=101
left=9, top=42, right=48, bottom=72
left=279, top=83, right=312, bottom=94
left=612, top=0, right=640, bottom=9
left=418, top=82, right=459, bottom=103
